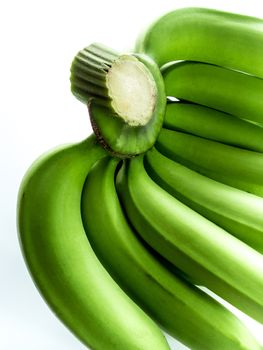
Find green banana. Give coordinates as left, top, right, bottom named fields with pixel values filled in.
left=136, top=7, right=263, bottom=78
left=145, top=147, right=263, bottom=254
left=162, top=61, right=263, bottom=125
left=81, top=156, right=262, bottom=350
left=116, top=154, right=263, bottom=324
left=164, top=102, right=263, bottom=153
left=17, top=135, right=170, bottom=350
left=156, top=128, right=263, bottom=197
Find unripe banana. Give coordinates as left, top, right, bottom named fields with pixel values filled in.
left=162, top=61, right=263, bottom=125
left=117, top=155, right=263, bottom=324
left=17, top=135, right=170, bottom=350
left=145, top=147, right=263, bottom=254
left=156, top=128, right=263, bottom=197
left=136, top=7, right=263, bottom=78
left=81, top=156, right=262, bottom=350
left=164, top=102, right=263, bottom=153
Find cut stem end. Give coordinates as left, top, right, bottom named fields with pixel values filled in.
left=71, top=43, right=157, bottom=127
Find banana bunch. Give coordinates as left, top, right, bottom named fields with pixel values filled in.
left=18, top=7, right=263, bottom=350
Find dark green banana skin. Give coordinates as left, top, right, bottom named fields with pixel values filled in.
left=164, top=102, right=263, bottom=153
left=81, top=156, right=262, bottom=350
left=156, top=128, right=263, bottom=197
left=117, top=155, right=263, bottom=325
left=17, top=135, right=170, bottom=350
left=145, top=147, right=263, bottom=254
left=162, top=61, right=263, bottom=125
left=136, top=7, right=263, bottom=78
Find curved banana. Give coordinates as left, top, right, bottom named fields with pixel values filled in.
left=162, top=61, right=263, bottom=125
left=81, top=156, right=262, bottom=350
left=17, top=135, right=170, bottom=350
left=156, top=128, right=263, bottom=197
left=145, top=147, right=263, bottom=254
left=136, top=7, right=263, bottom=78
left=164, top=102, right=263, bottom=153
left=116, top=155, right=263, bottom=324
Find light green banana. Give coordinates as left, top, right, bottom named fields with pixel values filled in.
left=116, top=154, right=263, bottom=324
left=17, top=135, right=170, bottom=350
left=145, top=147, right=263, bottom=254
left=156, top=128, right=263, bottom=197
left=164, top=102, right=263, bottom=153
left=136, top=7, right=263, bottom=78
left=81, top=156, right=262, bottom=350
left=162, top=61, right=263, bottom=125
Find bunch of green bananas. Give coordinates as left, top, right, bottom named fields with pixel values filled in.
left=18, top=7, right=263, bottom=350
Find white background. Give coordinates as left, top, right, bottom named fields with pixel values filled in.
left=1, top=0, right=263, bottom=349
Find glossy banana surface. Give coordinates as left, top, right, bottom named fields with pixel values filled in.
left=81, top=156, right=262, bottom=350
left=164, top=102, right=263, bottom=153
left=162, top=61, right=263, bottom=125
left=17, top=136, right=169, bottom=350
left=145, top=148, right=263, bottom=254
left=136, top=7, right=263, bottom=78
left=156, top=128, right=263, bottom=197
left=117, top=155, right=263, bottom=324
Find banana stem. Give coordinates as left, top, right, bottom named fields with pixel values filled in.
left=70, top=43, right=157, bottom=127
